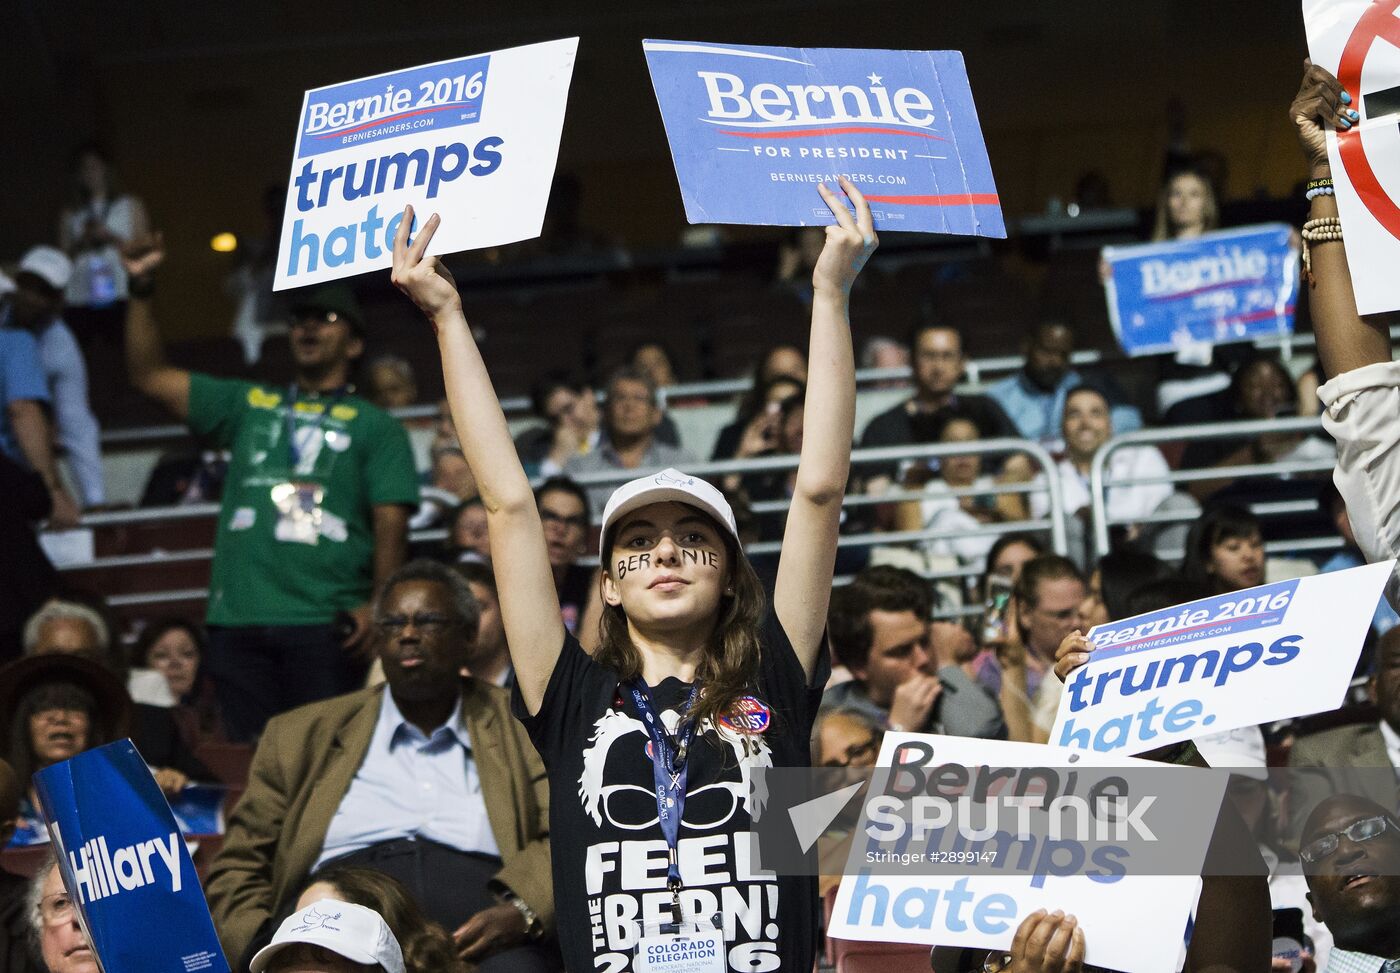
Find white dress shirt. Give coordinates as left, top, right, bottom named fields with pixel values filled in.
left=316, top=690, right=500, bottom=868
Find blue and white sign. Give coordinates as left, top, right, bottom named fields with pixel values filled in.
left=642, top=41, right=1004, bottom=236
left=828, top=734, right=1216, bottom=973
left=1050, top=561, right=1393, bottom=756
left=1102, top=223, right=1300, bottom=357
left=274, top=39, right=577, bottom=290
left=34, top=740, right=230, bottom=973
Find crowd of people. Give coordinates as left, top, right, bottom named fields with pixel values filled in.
left=2, top=58, right=1400, bottom=973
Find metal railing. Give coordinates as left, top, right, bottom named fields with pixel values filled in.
left=1088, top=415, right=1331, bottom=557
left=56, top=439, right=1066, bottom=607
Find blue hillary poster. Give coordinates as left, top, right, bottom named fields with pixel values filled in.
left=642, top=41, right=1005, bottom=236
left=1103, top=223, right=1300, bottom=357
left=34, top=740, right=230, bottom=973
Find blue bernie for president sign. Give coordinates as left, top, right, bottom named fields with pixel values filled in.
left=643, top=40, right=1004, bottom=237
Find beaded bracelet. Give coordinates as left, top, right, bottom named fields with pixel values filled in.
left=1305, top=184, right=1336, bottom=200
left=1300, top=216, right=1343, bottom=282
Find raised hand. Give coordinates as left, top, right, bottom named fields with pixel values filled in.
left=390, top=205, right=462, bottom=322
left=888, top=672, right=942, bottom=733
left=812, top=176, right=879, bottom=297
left=121, top=232, right=165, bottom=278
left=1290, top=58, right=1356, bottom=177
left=1053, top=630, right=1093, bottom=683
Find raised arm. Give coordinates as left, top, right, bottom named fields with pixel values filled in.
left=774, top=178, right=877, bottom=679
left=120, top=235, right=191, bottom=420
left=1290, top=59, right=1393, bottom=376
left=389, top=207, right=564, bottom=714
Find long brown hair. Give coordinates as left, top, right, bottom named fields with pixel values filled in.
left=1150, top=169, right=1220, bottom=241
left=595, top=516, right=767, bottom=730
left=306, top=866, right=465, bottom=973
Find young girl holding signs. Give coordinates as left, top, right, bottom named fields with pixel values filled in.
left=390, top=179, right=876, bottom=972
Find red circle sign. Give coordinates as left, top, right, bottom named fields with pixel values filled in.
left=1338, top=0, right=1400, bottom=242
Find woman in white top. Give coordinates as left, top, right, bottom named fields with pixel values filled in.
left=59, top=143, right=149, bottom=330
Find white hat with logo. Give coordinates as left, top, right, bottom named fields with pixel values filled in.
left=250, top=899, right=405, bottom=973
left=599, top=468, right=738, bottom=564
left=18, top=246, right=74, bottom=293
left=1193, top=724, right=1269, bottom=780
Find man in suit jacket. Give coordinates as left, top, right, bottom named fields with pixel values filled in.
left=205, top=560, right=553, bottom=971
left=1288, top=628, right=1400, bottom=842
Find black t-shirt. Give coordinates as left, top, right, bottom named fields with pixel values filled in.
left=511, top=615, right=828, bottom=973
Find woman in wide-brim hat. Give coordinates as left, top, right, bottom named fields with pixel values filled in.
left=0, top=653, right=132, bottom=846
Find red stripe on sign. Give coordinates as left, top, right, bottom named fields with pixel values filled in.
left=314, top=103, right=476, bottom=139
left=864, top=193, right=1001, bottom=206
left=1221, top=305, right=1295, bottom=327
left=719, top=126, right=944, bottom=140
left=1337, top=0, right=1400, bottom=243
left=1146, top=278, right=1268, bottom=301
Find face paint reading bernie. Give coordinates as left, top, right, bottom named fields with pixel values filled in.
left=617, top=554, right=650, bottom=579
left=682, top=549, right=719, bottom=568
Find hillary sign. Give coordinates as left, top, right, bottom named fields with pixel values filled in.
left=1050, top=561, right=1393, bottom=756
left=643, top=41, right=1005, bottom=236
left=274, top=39, right=577, bottom=289
left=1102, top=224, right=1299, bottom=356
left=34, top=740, right=229, bottom=972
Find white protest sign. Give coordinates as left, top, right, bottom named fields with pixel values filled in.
left=1303, top=0, right=1400, bottom=314
left=1050, top=561, right=1393, bottom=756
left=274, top=38, right=577, bottom=290
left=828, top=733, right=1219, bottom=973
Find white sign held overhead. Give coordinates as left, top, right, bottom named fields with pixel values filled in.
left=1303, top=0, right=1400, bottom=314
left=274, top=39, right=577, bottom=290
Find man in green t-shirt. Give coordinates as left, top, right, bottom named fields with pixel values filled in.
left=122, top=239, right=418, bottom=741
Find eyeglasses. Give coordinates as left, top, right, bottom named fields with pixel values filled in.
left=375, top=614, right=457, bottom=635
left=540, top=510, right=588, bottom=530
left=1300, top=814, right=1398, bottom=864
left=39, top=892, right=75, bottom=926
left=822, top=737, right=878, bottom=768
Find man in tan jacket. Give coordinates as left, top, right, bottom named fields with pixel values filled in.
left=206, top=560, right=554, bottom=971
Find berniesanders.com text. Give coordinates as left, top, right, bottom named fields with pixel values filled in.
left=770, top=172, right=909, bottom=184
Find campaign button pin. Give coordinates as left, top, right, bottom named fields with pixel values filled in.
left=720, top=696, right=770, bottom=734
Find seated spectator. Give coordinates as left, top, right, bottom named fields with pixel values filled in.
left=1030, top=386, right=1194, bottom=563
left=4, top=247, right=105, bottom=506
left=533, top=477, right=597, bottom=638
left=205, top=560, right=553, bottom=972
left=710, top=373, right=805, bottom=462
left=1288, top=627, right=1400, bottom=843
left=1182, top=504, right=1265, bottom=594
left=895, top=410, right=1029, bottom=567
left=411, top=444, right=477, bottom=533
left=365, top=355, right=418, bottom=411
left=981, top=532, right=1046, bottom=590
left=626, top=341, right=682, bottom=447
left=977, top=555, right=1085, bottom=743
left=859, top=335, right=910, bottom=389
left=825, top=566, right=1006, bottom=739
left=296, top=868, right=465, bottom=973
left=251, top=898, right=405, bottom=973
left=1319, top=481, right=1399, bottom=655
left=811, top=705, right=883, bottom=769
left=755, top=342, right=808, bottom=385
left=1298, top=794, right=1400, bottom=969
left=513, top=376, right=601, bottom=479
left=454, top=561, right=512, bottom=688
left=985, top=321, right=1142, bottom=445
left=130, top=618, right=227, bottom=752
left=565, top=367, right=694, bottom=517
left=1, top=654, right=131, bottom=845
left=22, top=600, right=211, bottom=789
left=26, top=855, right=99, bottom=973
left=445, top=497, right=490, bottom=564
left=775, top=226, right=827, bottom=303
left=1173, top=353, right=1335, bottom=502
left=1174, top=353, right=1336, bottom=501
left=860, top=324, right=1018, bottom=493
left=728, top=389, right=807, bottom=541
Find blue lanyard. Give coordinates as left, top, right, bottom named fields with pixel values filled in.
left=627, top=679, right=699, bottom=896
left=285, top=384, right=347, bottom=471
